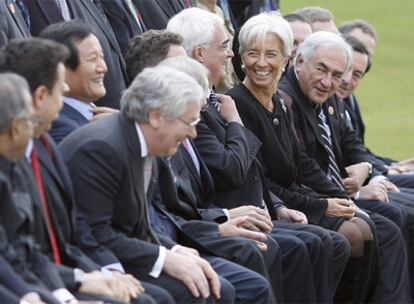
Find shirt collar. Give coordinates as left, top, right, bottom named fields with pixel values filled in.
left=134, top=123, right=148, bottom=158
left=25, top=138, right=34, bottom=161
left=64, top=96, right=95, bottom=121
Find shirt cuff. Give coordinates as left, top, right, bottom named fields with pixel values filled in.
left=149, top=246, right=166, bottom=278
left=52, top=288, right=76, bottom=303
left=101, top=263, right=125, bottom=274
left=370, top=175, right=387, bottom=183
left=222, top=208, right=230, bottom=220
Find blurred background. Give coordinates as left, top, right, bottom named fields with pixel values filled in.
left=280, top=0, right=414, bottom=160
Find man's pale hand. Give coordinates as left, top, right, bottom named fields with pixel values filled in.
left=359, top=183, right=389, bottom=202
left=276, top=207, right=308, bottom=224
left=325, top=198, right=356, bottom=219
left=228, top=206, right=273, bottom=232
left=219, top=217, right=268, bottom=251
left=215, top=94, right=243, bottom=125
left=163, top=251, right=220, bottom=300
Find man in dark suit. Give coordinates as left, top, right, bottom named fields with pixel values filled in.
left=0, top=72, right=61, bottom=304
left=39, top=21, right=117, bottom=144
left=61, top=65, right=272, bottom=303
left=280, top=31, right=411, bottom=302
left=338, top=20, right=414, bottom=187
left=25, top=0, right=127, bottom=109
left=0, top=37, right=165, bottom=304
left=0, top=0, right=30, bottom=47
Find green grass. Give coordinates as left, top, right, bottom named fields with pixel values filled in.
left=280, top=0, right=414, bottom=160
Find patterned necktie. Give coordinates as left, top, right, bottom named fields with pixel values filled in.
left=55, top=0, right=71, bottom=20
left=317, top=107, right=346, bottom=192
left=208, top=91, right=220, bottom=111
left=15, top=0, right=30, bottom=30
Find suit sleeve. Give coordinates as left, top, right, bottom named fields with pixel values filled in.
left=64, top=140, right=160, bottom=274
left=0, top=255, right=32, bottom=298
left=194, top=116, right=262, bottom=191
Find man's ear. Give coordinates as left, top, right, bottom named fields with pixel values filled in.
left=295, top=54, right=305, bottom=72
left=192, top=46, right=205, bottom=63
left=32, top=84, right=49, bottom=111
left=148, top=109, right=163, bottom=129
left=9, top=118, right=21, bottom=142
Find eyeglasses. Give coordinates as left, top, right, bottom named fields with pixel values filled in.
left=18, top=113, right=42, bottom=127
left=218, top=41, right=232, bottom=52
left=176, top=116, right=201, bottom=129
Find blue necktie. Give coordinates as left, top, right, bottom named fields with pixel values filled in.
left=15, top=0, right=30, bottom=30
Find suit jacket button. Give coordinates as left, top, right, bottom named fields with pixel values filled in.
left=253, top=176, right=258, bottom=182
left=273, top=118, right=279, bottom=126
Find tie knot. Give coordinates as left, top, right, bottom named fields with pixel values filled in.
left=208, top=92, right=220, bottom=111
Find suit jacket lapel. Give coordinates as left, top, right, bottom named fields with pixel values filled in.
left=6, top=0, right=30, bottom=37
left=120, top=115, right=159, bottom=243
left=35, top=0, right=64, bottom=24
left=62, top=103, right=90, bottom=126
left=286, top=68, right=327, bottom=149
left=34, top=139, right=67, bottom=192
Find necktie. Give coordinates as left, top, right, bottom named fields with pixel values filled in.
left=15, top=0, right=30, bottom=30
left=55, top=0, right=71, bottom=20
left=182, top=139, right=200, bottom=175
left=142, top=156, right=160, bottom=244
left=30, top=147, right=62, bottom=265
left=208, top=91, right=220, bottom=111
left=317, top=108, right=346, bottom=192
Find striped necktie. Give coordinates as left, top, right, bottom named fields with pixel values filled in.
left=317, top=107, right=346, bottom=191
left=55, top=0, right=71, bottom=21
left=208, top=91, right=220, bottom=111
left=15, top=0, right=30, bottom=30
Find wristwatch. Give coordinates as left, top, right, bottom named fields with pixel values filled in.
left=366, top=162, right=373, bottom=177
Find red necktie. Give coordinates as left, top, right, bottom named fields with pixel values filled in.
left=30, top=147, right=62, bottom=265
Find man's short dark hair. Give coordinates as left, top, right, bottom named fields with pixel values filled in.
left=39, top=20, right=94, bottom=70
left=125, top=30, right=183, bottom=81
left=343, top=34, right=372, bottom=74
left=339, top=19, right=377, bottom=42
left=283, top=13, right=311, bottom=25
left=0, top=37, right=69, bottom=93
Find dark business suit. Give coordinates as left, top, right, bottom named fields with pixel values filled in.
left=0, top=0, right=30, bottom=47
left=343, top=95, right=414, bottom=188
left=280, top=67, right=408, bottom=227
left=280, top=66, right=412, bottom=302
left=49, top=103, right=89, bottom=144
left=157, top=154, right=278, bottom=302
left=0, top=156, right=66, bottom=303
left=60, top=113, right=272, bottom=303
left=26, top=0, right=127, bottom=109
left=131, top=0, right=170, bottom=30
left=100, top=0, right=141, bottom=57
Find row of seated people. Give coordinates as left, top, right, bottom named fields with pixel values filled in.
left=1, top=3, right=414, bottom=304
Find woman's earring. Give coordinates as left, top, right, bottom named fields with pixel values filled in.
left=241, top=64, right=246, bottom=71
left=282, top=67, right=286, bottom=72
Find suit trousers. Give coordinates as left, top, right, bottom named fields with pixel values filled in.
left=269, top=230, right=316, bottom=303
left=368, top=213, right=411, bottom=303
left=388, top=174, right=414, bottom=189
left=141, top=282, right=174, bottom=304
left=204, top=255, right=271, bottom=304
left=274, top=221, right=351, bottom=302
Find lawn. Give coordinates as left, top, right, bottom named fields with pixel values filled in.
left=280, top=0, right=414, bottom=160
